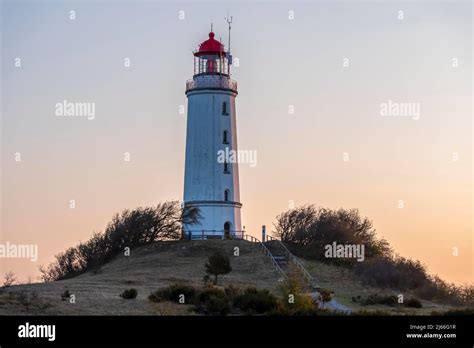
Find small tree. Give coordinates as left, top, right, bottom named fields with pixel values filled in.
left=205, top=252, right=232, bottom=285
left=318, top=288, right=333, bottom=308
left=3, top=271, right=17, bottom=287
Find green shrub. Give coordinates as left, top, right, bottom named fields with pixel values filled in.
left=61, top=288, right=71, bottom=301
left=275, top=275, right=320, bottom=315
left=353, top=294, right=422, bottom=308
left=379, top=295, right=398, bottom=307
left=202, top=294, right=231, bottom=315
left=196, top=287, right=226, bottom=304
left=352, top=293, right=397, bottom=307
left=233, top=287, right=278, bottom=314
left=195, top=287, right=230, bottom=315
left=354, top=256, right=429, bottom=290
left=224, top=284, right=244, bottom=302
left=414, top=277, right=468, bottom=306
left=120, top=288, right=137, bottom=300
left=148, top=283, right=197, bottom=303
left=405, top=297, right=422, bottom=308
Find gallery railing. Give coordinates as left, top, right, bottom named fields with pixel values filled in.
left=186, top=77, right=238, bottom=93
left=184, top=230, right=244, bottom=240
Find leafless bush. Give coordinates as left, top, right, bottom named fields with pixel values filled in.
left=40, top=201, right=201, bottom=281
left=3, top=271, right=17, bottom=288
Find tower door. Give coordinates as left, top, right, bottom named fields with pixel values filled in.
left=224, top=222, right=231, bottom=239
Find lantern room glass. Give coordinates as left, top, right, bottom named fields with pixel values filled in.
left=194, top=54, right=229, bottom=76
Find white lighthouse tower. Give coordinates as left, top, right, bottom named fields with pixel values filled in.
left=183, top=28, right=242, bottom=240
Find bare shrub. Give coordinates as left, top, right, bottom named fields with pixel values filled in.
left=3, top=271, right=17, bottom=288
left=40, top=201, right=201, bottom=281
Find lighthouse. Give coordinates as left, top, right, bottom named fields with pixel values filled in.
left=183, top=28, right=242, bottom=240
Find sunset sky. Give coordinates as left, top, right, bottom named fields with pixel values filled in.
left=1, top=0, right=472, bottom=285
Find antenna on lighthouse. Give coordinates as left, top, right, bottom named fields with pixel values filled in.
left=225, top=14, right=233, bottom=71
left=225, top=14, right=233, bottom=53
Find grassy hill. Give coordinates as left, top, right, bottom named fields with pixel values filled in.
left=300, top=259, right=455, bottom=315
left=0, top=240, right=461, bottom=315
left=0, top=240, right=282, bottom=315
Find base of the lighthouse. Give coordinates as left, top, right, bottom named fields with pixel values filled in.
left=183, top=201, right=242, bottom=240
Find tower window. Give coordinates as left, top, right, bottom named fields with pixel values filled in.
left=224, top=189, right=230, bottom=202
left=223, top=161, right=230, bottom=174
left=222, top=102, right=229, bottom=115
left=223, top=130, right=229, bottom=144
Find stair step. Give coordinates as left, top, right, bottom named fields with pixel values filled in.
left=261, top=238, right=315, bottom=287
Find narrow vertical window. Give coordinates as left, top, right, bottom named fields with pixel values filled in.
left=222, top=102, right=228, bottom=115
left=224, top=161, right=229, bottom=173
left=223, top=130, right=229, bottom=144
left=224, top=189, right=230, bottom=202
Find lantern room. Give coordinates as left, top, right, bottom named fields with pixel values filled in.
left=193, top=32, right=230, bottom=76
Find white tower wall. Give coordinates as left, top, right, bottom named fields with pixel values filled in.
left=183, top=76, right=242, bottom=239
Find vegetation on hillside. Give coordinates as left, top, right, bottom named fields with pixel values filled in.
left=148, top=281, right=324, bottom=316
left=2, top=271, right=17, bottom=288
left=40, top=201, right=201, bottom=281
left=204, top=252, right=232, bottom=285
left=274, top=205, right=473, bottom=307
left=147, top=259, right=321, bottom=316
left=119, top=288, right=138, bottom=300
left=275, top=206, right=391, bottom=263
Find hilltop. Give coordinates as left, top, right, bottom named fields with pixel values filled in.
left=0, top=239, right=461, bottom=315
left=0, top=240, right=281, bottom=315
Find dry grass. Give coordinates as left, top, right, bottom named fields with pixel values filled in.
left=0, top=240, right=281, bottom=315
left=301, top=259, right=458, bottom=315
left=0, top=240, right=462, bottom=315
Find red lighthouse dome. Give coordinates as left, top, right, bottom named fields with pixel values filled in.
left=190, top=31, right=231, bottom=76
left=195, top=32, right=225, bottom=56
